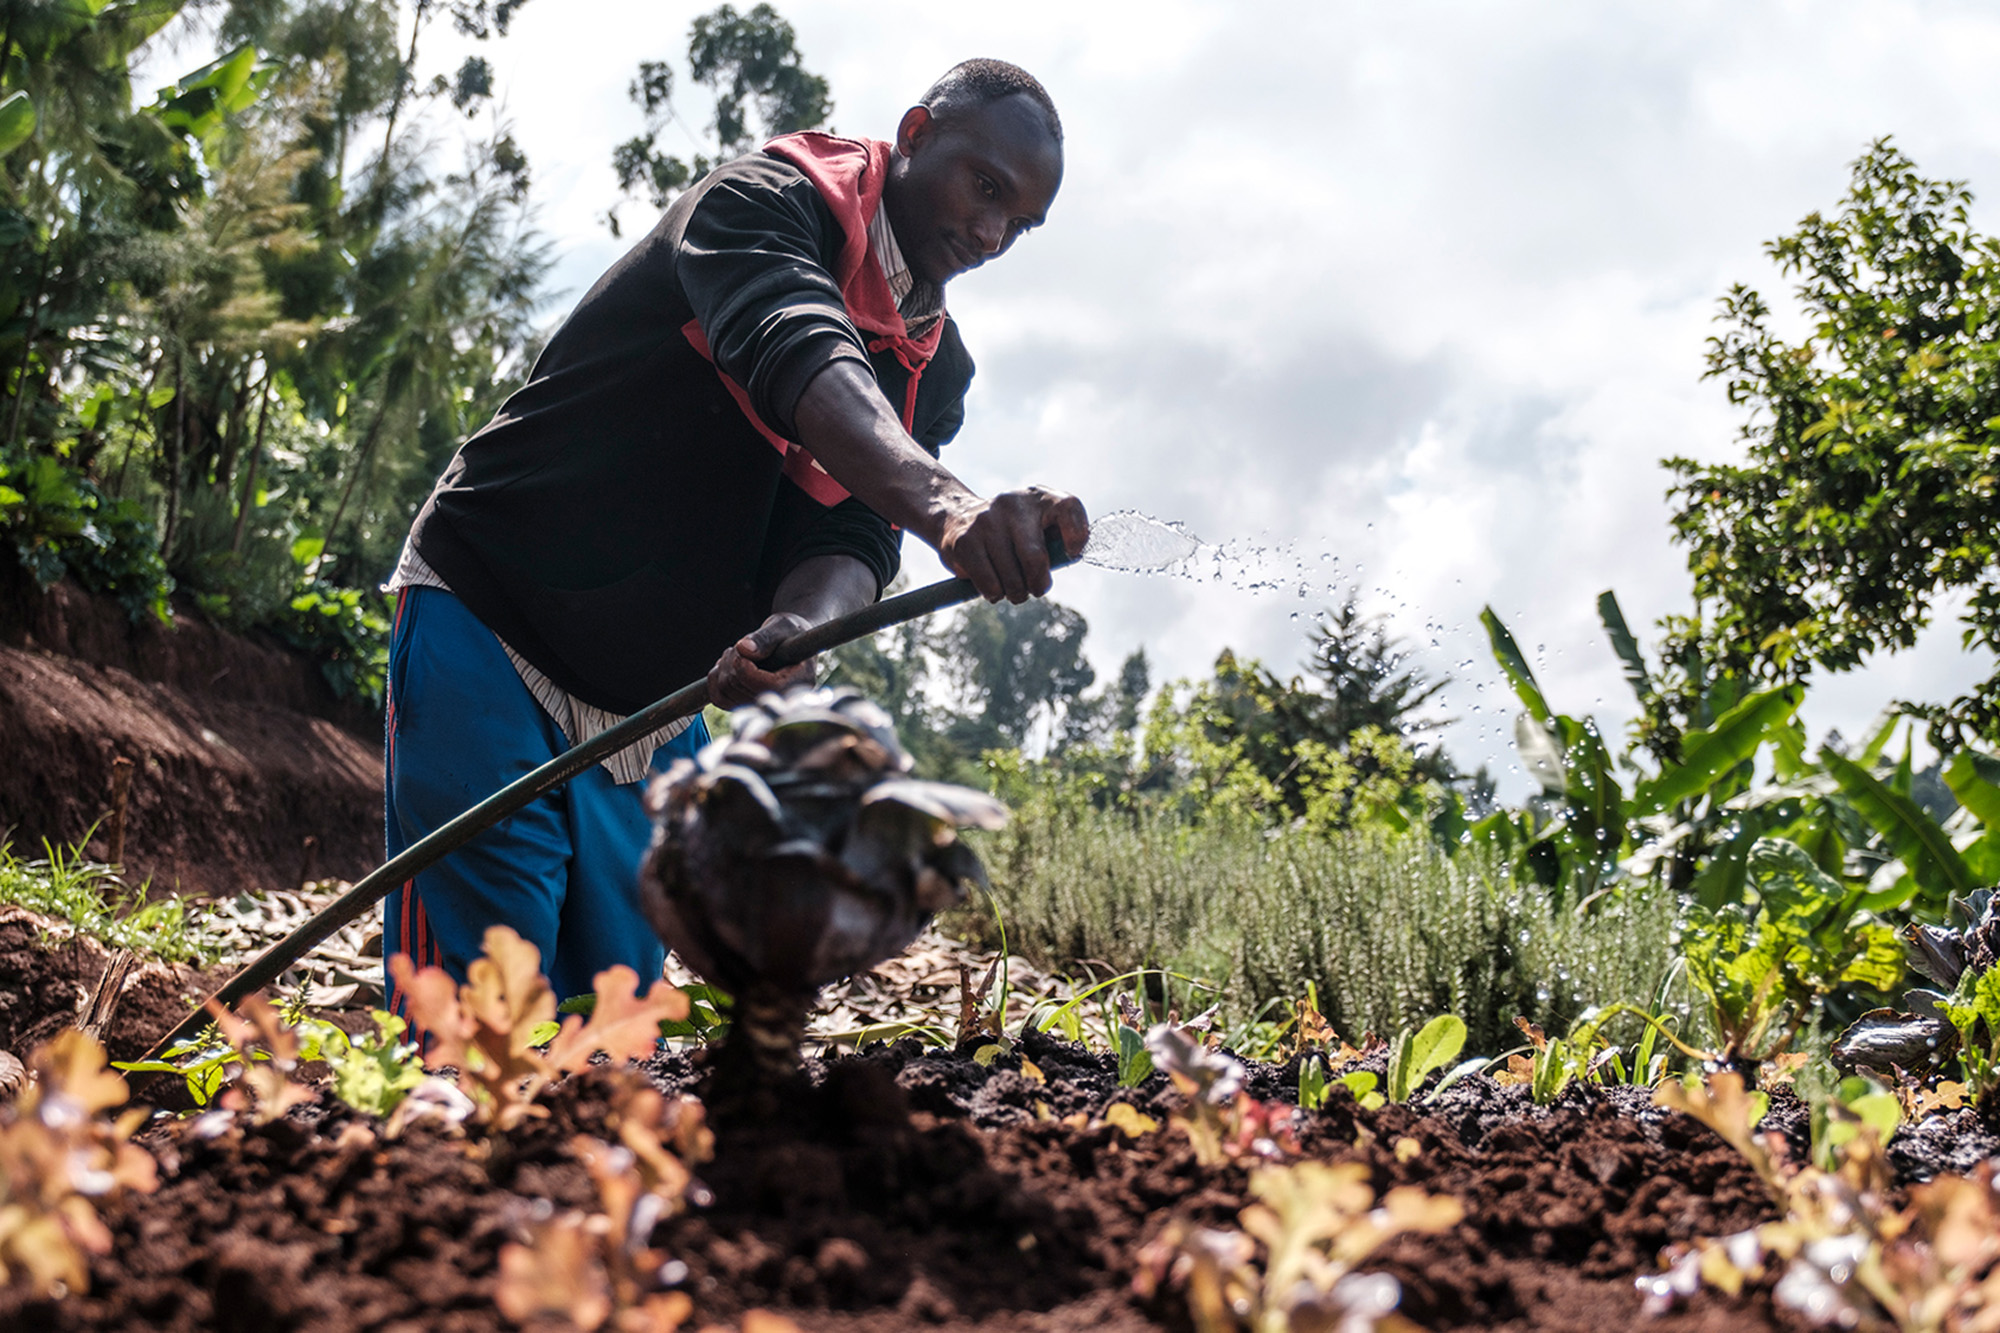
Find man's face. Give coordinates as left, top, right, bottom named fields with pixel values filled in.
left=883, top=93, right=1063, bottom=288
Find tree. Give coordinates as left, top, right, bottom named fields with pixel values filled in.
left=1667, top=139, right=2000, bottom=747
left=607, top=2, right=831, bottom=234
left=1305, top=590, right=1455, bottom=781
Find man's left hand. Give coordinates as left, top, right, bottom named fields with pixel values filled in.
left=708, top=612, right=815, bottom=709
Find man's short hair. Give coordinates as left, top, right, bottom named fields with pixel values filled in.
left=920, top=59, right=1062, bottom=146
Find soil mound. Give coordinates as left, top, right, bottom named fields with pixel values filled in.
left=0, top=559, right=382, bottom=898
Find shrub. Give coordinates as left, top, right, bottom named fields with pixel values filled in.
left=969, top=782, right=1682, bottom=1054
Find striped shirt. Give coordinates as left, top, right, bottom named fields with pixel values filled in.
left=387, top=190, right=939, bottom=785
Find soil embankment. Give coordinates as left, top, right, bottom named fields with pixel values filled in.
left=0, top=558, right=383, bottom=898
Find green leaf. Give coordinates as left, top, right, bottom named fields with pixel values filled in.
left=146, top=384, right=176, bottom=409
left=1596, top=590, right=1653, bottom=702
left=290, top=532, right=325, bottom=566
left=1339, top=1069, right=1386, bottom=1111
left=1822, top=746, right=1974, bottom=905
left=1629, top=686, right=1802, bottom=819
left=1388, top=1013, right=1467, bottom=1102
left=0, top=91, right=36, bottom=157
left=1298, top=1055, right=1329, bottom=1111
left=1481, top=606, right=1550, bottom=722
left=1945, top=751, right=2000, bottom=830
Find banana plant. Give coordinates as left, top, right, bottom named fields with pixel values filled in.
left=1473, top=598, right=1802, bottom=909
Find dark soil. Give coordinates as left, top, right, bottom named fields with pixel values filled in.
left=0, top=1002, right=1825, bottom=1333
left=0, top=559, right=382, bottom=898
left=0, top=909, right=222, bottom=1065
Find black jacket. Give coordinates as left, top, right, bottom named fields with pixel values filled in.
left=409, top=135, right=973, bottom=715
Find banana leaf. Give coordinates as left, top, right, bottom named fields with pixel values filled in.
left=1945, top=751, right=2000, bottom=830
left=1822, top=747, right=1975, bottom=907
left=1596, top=590, right=1652, bottom=703
left=1628, top=686, right=1802, bottom=820
left=1481, top=606, right=1550, bottom=722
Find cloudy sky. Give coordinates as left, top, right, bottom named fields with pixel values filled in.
left=170, top=1, right=2000, bottom=790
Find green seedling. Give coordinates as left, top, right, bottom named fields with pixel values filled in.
left=1385, top=1013, right=1467, bottom=1103
left=1298, top=1055, right=1329, bottom=1111
left=297, top=1011, right=426, bottom=1119
left=115, top=1027, right=240, bottom=1107
left=1339, top=1069, right=1385, bottom=1111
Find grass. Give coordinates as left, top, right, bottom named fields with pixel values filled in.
left=0, top=838, right=222, bottom=966
left=962, top=792, right=1687, bottom=1055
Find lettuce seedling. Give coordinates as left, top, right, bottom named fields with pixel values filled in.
left=393, top=924, right=691, bottom=1131
left=1146, top=1023, right=1298, bottom=1166
left=496, top=1077, right=712, bottom=1332
left=1385, top=1014, right=1468, bottom=1103
left=297, top=1011, right=426, bottom=1119
left=1644, top=1070, right=2000, bottom=1331
left=1135, top=1161, right=1462, bottom=1333
left=0, top=1031, right=159, bottom=1296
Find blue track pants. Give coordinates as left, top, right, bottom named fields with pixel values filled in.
left=381, top=586, right=709, bottom=1011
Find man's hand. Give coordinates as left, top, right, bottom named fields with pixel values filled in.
left=707, top=554, right=877, bottom=711
left=939, top=486, right=1089, bottom=604
left=708, top=612, right=815, bottom=709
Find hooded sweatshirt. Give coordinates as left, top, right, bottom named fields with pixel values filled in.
left=405, top=133, right=975, bottom=717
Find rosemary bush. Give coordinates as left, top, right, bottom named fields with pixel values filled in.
left=970, top=790, right=1681, bottom=1054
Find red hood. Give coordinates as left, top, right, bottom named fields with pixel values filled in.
left=762, top=132, right=944, bottom=365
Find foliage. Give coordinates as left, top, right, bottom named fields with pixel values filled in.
left=495, top=1078, right=712, bottom=1333
left=1678, top=836, right=1901, bottom=1064
left=1645, top=1071, right=2000, bottom=1333
left=970, top=783, right=1684, bottom=1054
left=0, top=1031, right=160, bottom=1297
left=608, top=2, right=831, bottom=232
left=0, top=838, right=221, bottom=966
left=0, top=449, right=172, bottom=621
left=1, top=0, right=550, bottom=702
left=1666, top=139, right=2000, bottom=750
left=390, top=924, right=690, bottom=1131
left=1135, top=1159, right=1461, bottom=1333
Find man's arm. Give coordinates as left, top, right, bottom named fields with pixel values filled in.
left=791, top=359, right=1088, bottom=603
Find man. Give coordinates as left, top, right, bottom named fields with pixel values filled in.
left=381, top=59, right=1087, bottom=1008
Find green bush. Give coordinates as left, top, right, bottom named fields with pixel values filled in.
left=969, top=780, right=1684, bottom=1054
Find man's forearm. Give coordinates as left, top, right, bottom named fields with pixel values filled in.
left=791, top=359, right=975, bottom=549
left=771, top=553, right=879, bottom=626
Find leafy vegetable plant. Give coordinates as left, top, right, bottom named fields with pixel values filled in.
left=1146, top=1024, right=1298, bottom=1167
left=1135, top=1160, right=1462, bottom=1333
left=392, top=924, right=691, bottom=1131
left=1644, top=1070, right=1998, bottom=1332
left=1385, top=1013, right=1468, bottom=1103
left=495, top=1078, right=713, bottom=1333
left=1680, top=836, right=1901, bottom=1068
left=0, top=1031, right=159, bottom=1296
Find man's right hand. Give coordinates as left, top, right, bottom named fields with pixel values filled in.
left=938, top=486, right=1089, bottom=604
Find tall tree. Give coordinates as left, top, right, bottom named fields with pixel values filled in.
left=607, top=2, right=830, bottom=234
left=1667, top=140, right=2000, bottom=747
left=1305, top=590, right=1455, bottom=780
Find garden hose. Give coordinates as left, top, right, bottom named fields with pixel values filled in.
left=142, top=530, right=1076, bottom=1062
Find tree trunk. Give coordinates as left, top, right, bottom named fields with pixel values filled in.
left=231, top=375, right=274, bottom=555
left=161, top=349, right=186, bottom=559
left=5, top=243, right=51, bottom=449
left=324, top=393, right=391, bottom=547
